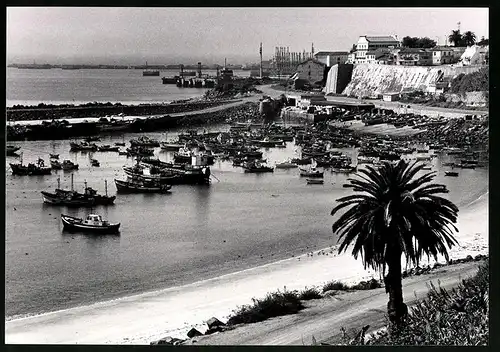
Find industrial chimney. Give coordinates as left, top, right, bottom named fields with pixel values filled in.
left=197, top=62, right=202, bottom=78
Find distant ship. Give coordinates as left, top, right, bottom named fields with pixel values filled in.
left=143, top=70, right=160, bottom=76
left=143, top=61, right=160, bottom=76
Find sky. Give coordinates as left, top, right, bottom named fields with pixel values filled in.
left=7, top=7, right=489, bottom=65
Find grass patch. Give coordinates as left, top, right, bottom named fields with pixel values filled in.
left=338, top=261, right=489, bottom=346
left=298, top=287, right=323, bottom=300
left=322, top=278, right=382, bottom=293
left=226, top=289, right=304, bottom=326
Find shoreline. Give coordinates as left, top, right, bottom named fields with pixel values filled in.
left=5, top=190, right=488, bottom=344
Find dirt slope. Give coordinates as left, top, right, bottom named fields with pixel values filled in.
left=188, top=261, right=482, bottom=345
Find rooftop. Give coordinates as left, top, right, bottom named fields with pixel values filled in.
left=314, top=51, right=349, bottom=56
left=364, top=35, right=399, bottom=43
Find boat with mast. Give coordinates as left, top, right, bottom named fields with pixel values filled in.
left=10, top=154, right=52, bottom=175
left=41, top=175, right=116, bottom=206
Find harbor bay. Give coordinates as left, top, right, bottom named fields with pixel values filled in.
left=5, top=128, right=488, bottom=320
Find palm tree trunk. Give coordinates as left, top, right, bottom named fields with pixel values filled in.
left=385, top=247, right=408, bottom=326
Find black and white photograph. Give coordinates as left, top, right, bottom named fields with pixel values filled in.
left=5, top=7, right=489, bottom=345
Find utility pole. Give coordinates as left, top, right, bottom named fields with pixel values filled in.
left=259, top=42, right=263, bottom=79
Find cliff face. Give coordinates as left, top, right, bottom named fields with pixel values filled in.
left=342, top=64, right=485, bottom=98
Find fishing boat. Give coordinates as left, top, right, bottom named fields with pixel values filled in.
left=41, top=177, right=116, bottom=206
left=114, top=178, right=172, bottom=193
left=50, top=159, right=62, bottom=169
left=300, top=169, right=324, bottom=178
left=91, top=159, right=100, bottom=167
left=7, top=145, right=21, bottom=156
left=306, top=178, right=324, bottom=185
left=331, top=166, right=357, bottom=174
left=242, top=161, right=274, bottom=173
left=129, top=136, right=160, bottom=148
left=61, top=160, right=79, bottom=170
left=70, top=141, right=98, bottom=152
left=97, top=145, right=120, bottom=152
left=61, top=214, right=120, bottom=234
left=126, top=146, right=155, bottom=157
left=10, top=157, right=51, bottom=175
left=160, top=142, right=184, bottom=151
left=115, top=142, right=126, bottom=147
left=445, top=171, right=459, bottom=177
left=275, top=161, right=298, bottom=169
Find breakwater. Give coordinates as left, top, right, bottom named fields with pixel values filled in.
left=342, top=64, right=486, bottom=98
left=7, top=100, right=232, bottom=122
left=7, top=102, right=260, bottom=141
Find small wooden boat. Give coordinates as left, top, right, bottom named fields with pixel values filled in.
left=70, top=141, right=98, bottom=152
left=97, top=145, right=120, bottom=152
left=129, top=136, right=160, bottom=148
left=445, top=171, right=459, bottom=177
left=50, top=160, right=62, bottom=169
left=61, top=214, right=120, bottom=234
left=91, top=159, right=100, bottom=167
left=114, top=178, right=172, bottom=193
left=275, top=161, right=298, bottom=169
left=115, top=142, right=126, bottom=147
left=160, top=142, right=184, bottom=151
left=299, top=168, right=324, bottom=178
left=49, top=153, right=59, bottom=159
left=306, top=178, right=324, bottom=185
left=61, top=160, right=79, bottom=170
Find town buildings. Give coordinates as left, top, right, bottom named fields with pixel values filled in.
left=431, top=47, right=457, bottom=65
left=396, top=48, right=432, bottom=66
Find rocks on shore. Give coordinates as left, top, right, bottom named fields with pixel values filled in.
left=150, top=336, right=185, bottom=345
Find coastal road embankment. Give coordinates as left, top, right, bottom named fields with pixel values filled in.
left=188, top=261, right=483, bottom=345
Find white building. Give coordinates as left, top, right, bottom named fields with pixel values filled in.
left=354, top=35, right=400, bottom=63
left=314, top=51, right=349, bottom=67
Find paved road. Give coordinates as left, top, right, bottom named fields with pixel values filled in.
left=188, top=261, right=482, bottom=345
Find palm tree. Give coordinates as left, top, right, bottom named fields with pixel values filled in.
left=462, top=31, right=477, bottom=46
left=448, top=30, right=463, bottom=46
left=331, top=160, right=459, bottom=325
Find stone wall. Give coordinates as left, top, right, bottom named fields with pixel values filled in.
left=342, top=64, right=486, bottom=98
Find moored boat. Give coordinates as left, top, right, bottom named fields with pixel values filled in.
left=306, top=178, right=324, bottom=184
left=275, top=161, right=298, bottom=169
left=61, top=160, right=79, bottom=170
left=61, top=214, right=120, bottom=234
left=445, top=171, right=459, bottom=177
left=91, top=159, right=100, bottom=167
left=114, top=178, right=172, bottom=193
left=97, top=145, right=120, bottom=152
left=130, top=136, right=160, bottom=148
left=10, top=158, right=51, bottom=175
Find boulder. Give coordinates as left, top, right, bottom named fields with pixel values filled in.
left=150, top=336, right=185, bottom=345
left=187, top=328, right=203, bottom=338
left=466, top=255, right=474, bottom=262
left=205, top=325, right=225, bottom=335
left=206, top=317, right=225, bottom=330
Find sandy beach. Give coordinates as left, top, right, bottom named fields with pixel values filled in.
left=4, top=188, right=488, bottom=345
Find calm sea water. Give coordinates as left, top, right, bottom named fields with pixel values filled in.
left=6, top=67, right=250, bottom=107
left=5, top=129, right=489, bottom=319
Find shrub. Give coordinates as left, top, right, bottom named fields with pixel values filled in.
left=350, top=278, right=382, bottom=290
left=322, top=281, right=350, bottom=292
left=226, top=289, right=304, bottom=326
left=299, top=287, right=323, bottom=300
